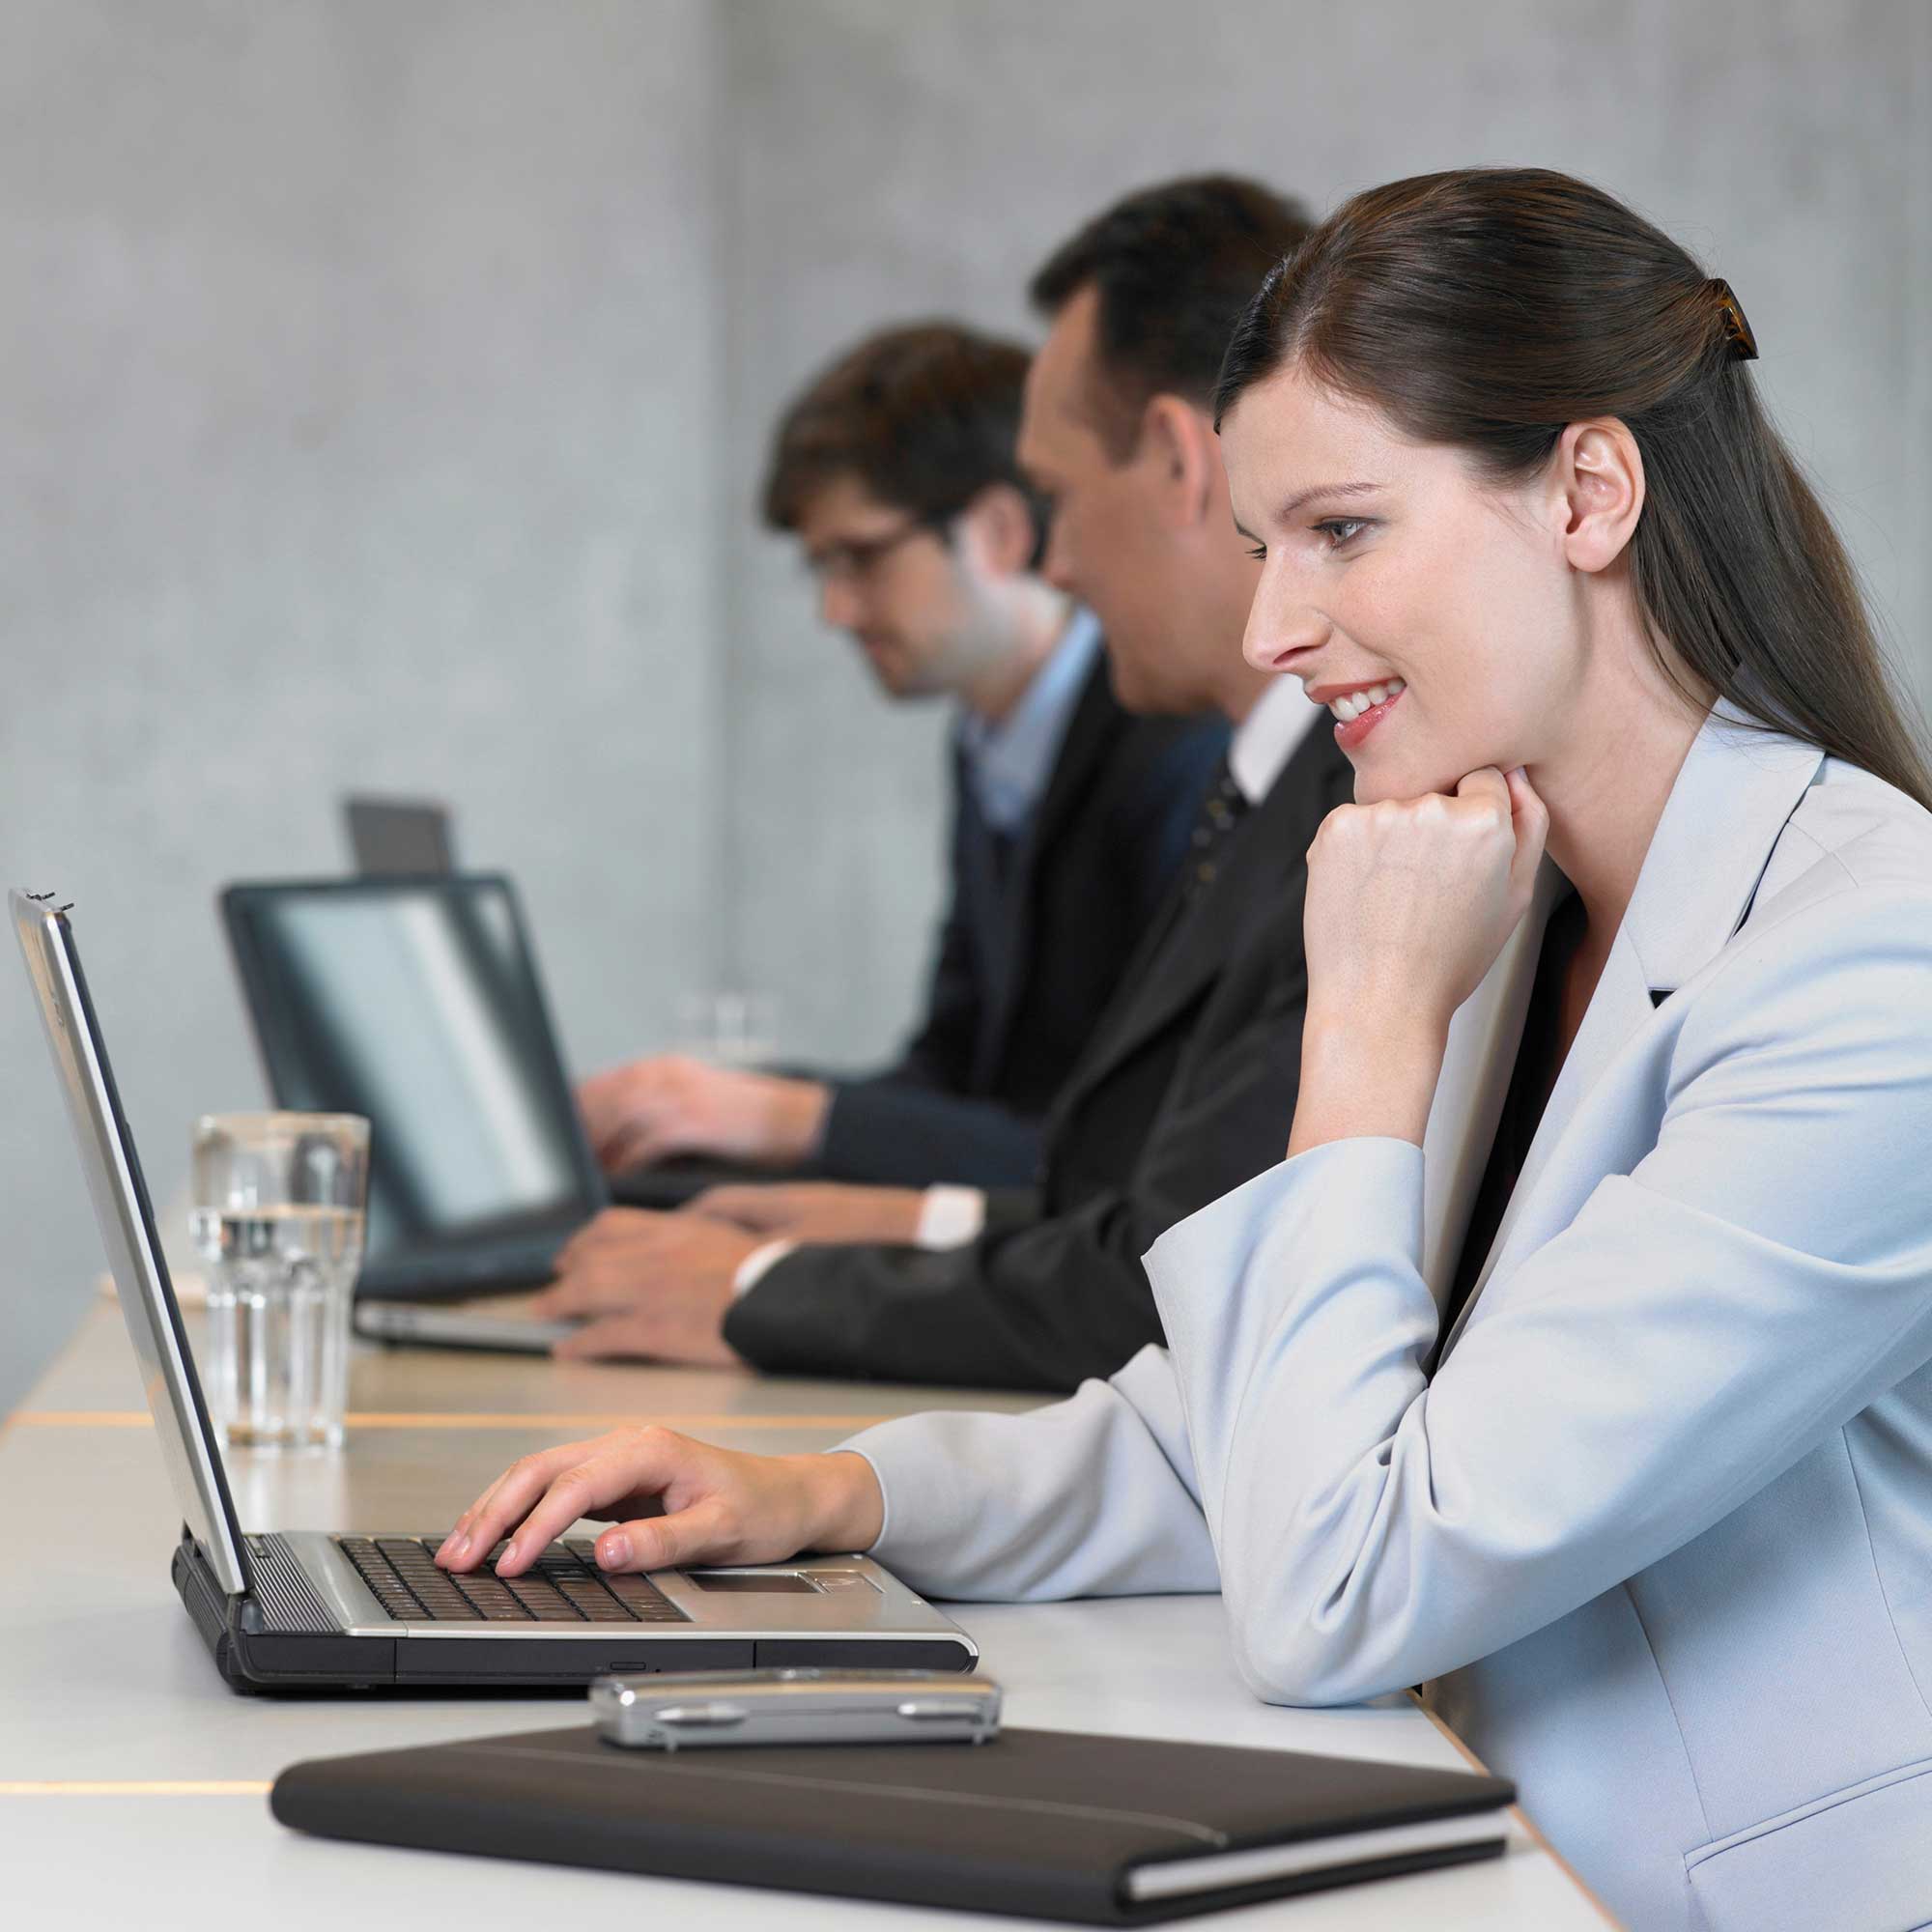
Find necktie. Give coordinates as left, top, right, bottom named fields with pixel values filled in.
left=1183, top=758, right=1249, bottom=898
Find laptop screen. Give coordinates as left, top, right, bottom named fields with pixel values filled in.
left=222, top=876, right=603, bottom=1268
left=13, top=890, right=254, bottom=1598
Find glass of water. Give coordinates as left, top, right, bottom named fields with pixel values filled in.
left=674, top=991, right=779, bottom=1068
left=190, top=1112, right=369, bottom=1453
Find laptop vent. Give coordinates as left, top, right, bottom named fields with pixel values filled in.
left=248, top=1535, right=338, bottom=1633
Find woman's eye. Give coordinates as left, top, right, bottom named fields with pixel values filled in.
left=1245, top=544, right=1267, bottom=561
left=1315, top=518, right=1368, bottom=550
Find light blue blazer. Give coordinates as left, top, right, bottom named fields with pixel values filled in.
left=849, top=706, right=1932, bottom=1932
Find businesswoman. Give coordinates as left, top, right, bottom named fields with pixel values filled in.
left=440, top=171, right=1932, bottom=1931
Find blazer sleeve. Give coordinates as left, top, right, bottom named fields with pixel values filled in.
left=842, top=1344, right=1220, bottom=1601
left=1144, top=884, right=1932, bottom=1709
left=814, top=1083, right=1043, bottom=1189
left=722, top=930, right=1311, bottom=1389
left=812, top=742, right=1046, bottom=1185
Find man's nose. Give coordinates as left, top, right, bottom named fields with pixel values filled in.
left=821, top=575, right=862, bottom=630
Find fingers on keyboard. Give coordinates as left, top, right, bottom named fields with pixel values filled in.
left=338, top=1536, right=685, bottom=1624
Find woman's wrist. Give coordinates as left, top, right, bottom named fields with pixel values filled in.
left=796, top=1449, right=886, bottom=1554
left=1288, top=1007, right=1449, bottom=1156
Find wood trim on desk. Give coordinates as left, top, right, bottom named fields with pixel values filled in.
left=6, top=1411, right=158, bottom=1429
left=1411, top=1692, right=1623, bottom=1926
left=7, top=1409, right=896, bottom=1433
left=0, top=1780, right=272, bottom=1797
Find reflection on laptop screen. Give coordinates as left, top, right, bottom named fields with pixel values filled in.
left=225, top=877, right=599, bottom=1264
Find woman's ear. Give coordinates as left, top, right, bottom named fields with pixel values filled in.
left=1139, top=393, right=1217, bottom=530
left=1556, top=418, right=1645, bottom=573
left=955, top=481, right=1041, bottom=580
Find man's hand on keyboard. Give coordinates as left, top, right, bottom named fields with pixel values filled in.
left=577, top=1055, right=830, bottom=1173
left=526, top=1207, right=755, bottom=1365
left=434, top=1429, right=886, bottom=1579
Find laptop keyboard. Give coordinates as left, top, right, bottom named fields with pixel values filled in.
left=336, top=1536, right=689, bottom=1625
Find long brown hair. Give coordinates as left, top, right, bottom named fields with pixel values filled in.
left=1214, top=168, right=1932, bottom=809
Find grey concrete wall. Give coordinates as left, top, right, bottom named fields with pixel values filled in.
left=1, top=0, right=725, bottom=1409
left=5, top=0, right=1928, bottom=1410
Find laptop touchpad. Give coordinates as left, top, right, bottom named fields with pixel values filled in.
left=684, top=1572, right=820, bottom=1594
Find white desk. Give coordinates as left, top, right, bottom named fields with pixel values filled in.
left=0, top=1298, right=1612, bottom=1927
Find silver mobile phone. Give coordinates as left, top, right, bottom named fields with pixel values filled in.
left=589, top=1667, right=1002, bottom=1750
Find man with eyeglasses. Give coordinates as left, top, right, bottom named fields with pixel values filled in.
left=579, top=322, right=1225, bottom=1198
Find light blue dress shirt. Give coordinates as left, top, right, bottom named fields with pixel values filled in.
left=953, top=608, right=1102, bottom=837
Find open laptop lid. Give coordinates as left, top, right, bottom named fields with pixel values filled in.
left=12, top=890, right=253, bottom=1599
left=220, top=874, right=606, bottom=1277
left=343, top=796, right=455, bottom=876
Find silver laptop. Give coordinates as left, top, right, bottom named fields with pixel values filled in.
left=12, top=887, right=977, bottom=1693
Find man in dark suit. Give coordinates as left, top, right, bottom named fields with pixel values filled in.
left=580, top=323, right=1223, bottom=1193
left=536, top=178, right=1351, bottom=1389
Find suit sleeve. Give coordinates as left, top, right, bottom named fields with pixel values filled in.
left=845, top=749, right=982, bottom=1100
left=843, top=1344, right=1219, bottom=1600
left=810, top=746, right=1029, bottom=1183
left=813, top=1084, right=1043, bottom=1189
left=722, top=913, right=1310, bottom=1389
left=1145, top=885, right=1932, bottom=1707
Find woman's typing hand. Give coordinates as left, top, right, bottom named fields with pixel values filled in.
left=435, top=1429, right=886, bottom=1578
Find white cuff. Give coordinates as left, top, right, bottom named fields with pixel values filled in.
left=732, top=1238, right=799, bottom=1297
left=915, top=1185, right=986, bottom=1249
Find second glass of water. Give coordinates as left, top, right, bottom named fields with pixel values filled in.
left=190, top=1112, right=369, bottom=1453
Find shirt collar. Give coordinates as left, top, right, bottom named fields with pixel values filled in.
left=1229, top=672, right=1327, bottom=804
left=956, top=607, right=1102, bottom=835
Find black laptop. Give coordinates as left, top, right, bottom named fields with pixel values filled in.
left=222, top=873, right=602, bottom=1301
left=12, top=887, right=978, bottom=1693
left=343, top=795, right=456, bottom=875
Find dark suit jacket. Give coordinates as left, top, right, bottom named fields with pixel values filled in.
left=723, top=715, right=1358, bottom=1389
left=812, top=651, right=1227, bottom=1187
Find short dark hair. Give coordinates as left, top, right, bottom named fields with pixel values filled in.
left=1028, top=174, right=1315, bottom=457
left=762, top=322, right=1046, bottom=548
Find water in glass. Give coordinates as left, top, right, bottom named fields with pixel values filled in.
left=191, top=1113, right=368, bottom=1452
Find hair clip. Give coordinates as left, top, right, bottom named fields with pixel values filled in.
left=1707, top=278, right=1758, bottom=361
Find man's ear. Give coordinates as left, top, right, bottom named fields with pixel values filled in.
left=955, top=482, right=1042, bottom=580
left=1140, top=393, right=1218, bottom=531
left=1554, top=418, right=1645, bottom=574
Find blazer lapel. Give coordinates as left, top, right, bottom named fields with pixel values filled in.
left=1056, top=720, right=1346, bottom=1119
left=971, top=653, right=1121, bottom=1091
left=1014, top=652, right=1119, bottom=869
left=1435, top=706, right=1827, bottom=1359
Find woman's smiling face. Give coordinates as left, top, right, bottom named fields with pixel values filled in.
left=1221, top=360, right=1586, bottom=805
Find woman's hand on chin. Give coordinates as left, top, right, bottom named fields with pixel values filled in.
left=1289, top=765, right=1548, bottom=1155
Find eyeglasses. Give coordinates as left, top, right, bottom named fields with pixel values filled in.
left=803, top=516, right=943, bottom=585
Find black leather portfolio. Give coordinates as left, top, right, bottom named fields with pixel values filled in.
left=270, top=1722, right=1516, bottom=1923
